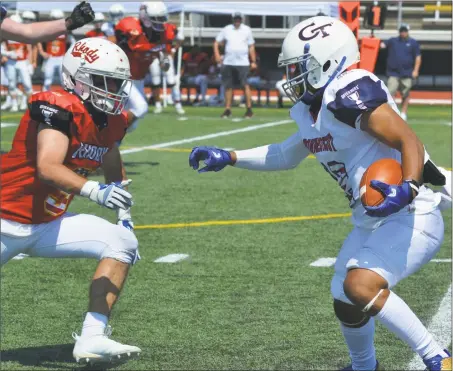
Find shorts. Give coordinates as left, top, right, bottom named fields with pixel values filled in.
left=331, top=209, right=444, bottom=303
left=387, top=76, right=412, bottom=99
left=221, top=65, right=249, bottom=88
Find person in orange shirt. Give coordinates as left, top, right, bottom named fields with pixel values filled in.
left=85, top=12, right=107, bottom=38
left=1, top=37, right=141, bottom=364
left=3, top=14, right=35, bottom=112
left=115, top=1, right=179, bottom=131
left=38, top=9, right=75, bottom=91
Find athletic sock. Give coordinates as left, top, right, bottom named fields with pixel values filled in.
left=81, top=312, right=108, bottom=338
left=340, top=317, right=377, bottom=371
left=376, top=291, right=446, bottom=360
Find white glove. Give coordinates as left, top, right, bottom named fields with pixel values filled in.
left=117, top=207, right=134, bottom=231
left=80, top=180, right=133, bottom=210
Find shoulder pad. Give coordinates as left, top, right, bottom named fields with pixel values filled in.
left=325, top=70, right=388, bottom=129
left=28, top=91, right=75, bottom=136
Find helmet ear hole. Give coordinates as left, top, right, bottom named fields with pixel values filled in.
left=323, top=60, right=331, bottom=72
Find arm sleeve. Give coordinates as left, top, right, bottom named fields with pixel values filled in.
left=247, top=28, right=255, bottom=45
left=215, top=28, right=225, bottom=43
left=29, top=99, right=73, bottom=137
left=326, top=76, right=388, bottom=129
left=234, top=132, right=309, bottom=171
left=413, top=40, right=421, bottom=57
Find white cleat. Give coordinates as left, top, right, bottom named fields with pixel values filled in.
left=19, top=101, right=27, bottom=111
left=10, top=104, right=19, bottom=113
left=1, top=100, right=12, bottom=110
left=72, top=327, right=141, bottom=365
left=401, top=112, right=407, bottom=121
left=154, top=105, right=162, bottom=114
left=175, top=103, right=185, bottom=115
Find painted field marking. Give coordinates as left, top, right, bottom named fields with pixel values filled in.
left=1, top=123, right=18, bottom=128
left=153, top=253, right=190, bottom=263
left=310, top=257, right=452, bottom=267
left=310, top=257, right=337, bottom=267
left=12, top=253, right=29, bottom=260
left=134, top=212, right=351, bottom=230
left=407, top=284, right=452, bottom=370
left=431, top=258, right=452, bottom=263
left=120, top=119, right=293, bottom=155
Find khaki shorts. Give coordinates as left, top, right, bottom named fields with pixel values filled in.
left=387, top=76, right=413, bottom=98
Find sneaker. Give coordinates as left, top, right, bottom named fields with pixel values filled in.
left=221, top=109, right=232, bottom=119
left=424, top=349, right=452, bottom=371
left=175, top=103, right=185, bottom=115
left=243, top=108, right=253, bottom=119
left=72, top=326, right=141, bottom=365
left=341, top=361, right=382, bottom=370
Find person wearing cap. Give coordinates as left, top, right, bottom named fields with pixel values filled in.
left=213, top=12, right=256, bottom=118
left=382, top=24, right=421, bottom=121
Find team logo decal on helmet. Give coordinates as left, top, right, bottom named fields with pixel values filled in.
left=298, top=22, right=334, bottom=41
left=71, top=41, right=100, bottom=63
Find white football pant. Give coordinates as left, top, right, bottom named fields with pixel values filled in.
left=149, top=56, right=181, bottom=102
left=1, top=213, right=139, bottom=266
left=5, top=59, right=33, bottom=95
left=43, top=56, right=63, bottom=91
left=331, top=209, right=444, bottom=304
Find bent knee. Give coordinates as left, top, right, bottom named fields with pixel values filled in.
left=101, top=226, right=139, bottom=265
left=343, top=269, right=388, bottom=308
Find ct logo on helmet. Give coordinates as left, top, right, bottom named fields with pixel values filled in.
left=71, top=41, right=100, bottom=63
left=298, top=22, right=333, bottom=41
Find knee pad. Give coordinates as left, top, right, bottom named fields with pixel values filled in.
left=333, top=299, right=371, bottom=328
left=101, top=226, right=139, bottom=265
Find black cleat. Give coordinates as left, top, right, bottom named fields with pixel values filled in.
left=221, top=109, right=232, bottom=118
left=243, top=108, right=253, bottom=119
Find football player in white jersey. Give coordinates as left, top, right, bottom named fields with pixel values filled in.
left=189, top=16, right=452, bottom=371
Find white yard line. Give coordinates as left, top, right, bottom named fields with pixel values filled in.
left=431, top=258, right=452, bottom=263
left=120, top=119, right=293, bottom=155
left=407, top=284, right=452, bottom=370
left=153, top=253, right=190, bottom=263
left=1, top=123, right=18, bottom=128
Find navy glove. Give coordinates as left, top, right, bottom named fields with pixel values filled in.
left=189, top=146, right=233, bottom=173
left=365, top=180, right=415, bottom=217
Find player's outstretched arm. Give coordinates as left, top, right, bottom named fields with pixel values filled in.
left=36, top=124, right=132, bottom=211
left=1, top=2, right=94, bottom=43
left=189, top=132, right=309, bottom=173
left=360, top=103, right=424, bottom=217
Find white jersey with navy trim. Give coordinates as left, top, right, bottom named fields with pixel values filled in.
left=289, top=68, right=441, bottom=228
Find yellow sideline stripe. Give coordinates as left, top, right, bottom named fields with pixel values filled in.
left=134, top=212, right=352, bottom=230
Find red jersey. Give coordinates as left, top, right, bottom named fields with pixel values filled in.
left=46, top=35, right=67, bottom=57
left=85, top=29, right=107, bottom=38
left=0, top=90, right=128, bottom=225
left=115, top=17, right=176, bottom=80
left=183, top=51, right=210, bottom=76
left=5, top=40, right=28, bottom=61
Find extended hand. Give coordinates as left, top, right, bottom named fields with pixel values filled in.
left=189, top=146, right=233, bottom=173
left=364, top=180, right=415, bottom=217
left=66, top=1, right=95, bottom=31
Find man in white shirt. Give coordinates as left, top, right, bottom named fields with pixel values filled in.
left=213, top=12, right=256, bottom=119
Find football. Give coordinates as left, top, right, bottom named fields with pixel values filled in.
left=360, top=158, right=403, bottom=207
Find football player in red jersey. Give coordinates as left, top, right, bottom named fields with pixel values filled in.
left=38, top=9, right=76, bottom=91
left=85, top=12, right=108, bottom=38
left=115, top=1, right=182, bottom=131
left=1, top=38, right=141, bottom=364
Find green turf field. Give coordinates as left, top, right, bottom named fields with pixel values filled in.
left=1, top=105, right=451, bottom=370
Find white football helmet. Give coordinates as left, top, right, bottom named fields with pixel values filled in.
left=109, top=4, right=125, bottom=25
left=139, top=1, right=168, bottom=31
left=22, top=10, right=36, bottom=23
left=50, top=9, right=65, bottom=20
left=9, top=14, right=22, bottom=23
left=62, top=38, right=132, bottom=115
left=278, top=16, right=360, bottom=104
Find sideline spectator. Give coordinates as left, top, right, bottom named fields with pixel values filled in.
left=382, top=24, right=421, bottom=121
left=181, top=45, right=211, bottom=106
left=208, top=55, right=225, bottom=105
left=213, top=12, right=256, bottom=118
